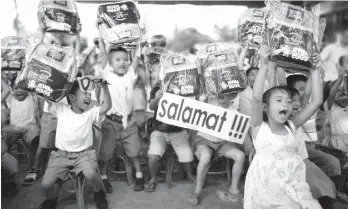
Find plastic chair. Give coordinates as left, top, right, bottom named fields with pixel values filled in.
left=56, top=125, right=106, bottom=209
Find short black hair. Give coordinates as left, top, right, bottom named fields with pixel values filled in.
left=339, top=55, right=347, bottom=67
left=67, top=80, right=80, bottom=106
left=286, top=74, right=308, bottom=88
left=108, top=46, right=128, bottom=54
left=286, top=86, right=300, bottom=98
left=246, top=67, right=259, bottom=76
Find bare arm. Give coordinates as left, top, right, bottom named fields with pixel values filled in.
left=301, top=73, right=312, bottom=108
left=149, top=89, right=163, bottom=111
left=251, top=46, right=269, bottom=127
left=1, top=80, right=11, bottom=103
left=292, top=54, right=323, bottom=128
left=98, top=36, right=108, bottom=70
left=238, top=43, right=249, bottom=69
left=276, top=66, right=287, bottom=86
left=267, top=62, right=277, bottom=88
left=99, top=83, right=112, bottom=115
left=131, top=41, right=146, bottom=74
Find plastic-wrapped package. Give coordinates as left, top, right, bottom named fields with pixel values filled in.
left=335, top=76, right=348, bottom=108
left=97, top=1, right=146, bottom=44
left=204, top=50, right=247, bottom=96
left=238, top=8, right=266, bottom=48
left=16, top=42, right=78, bottom=102
left=38, top=0, right=82, bottom=34
left=263, top=2, right=325, bottom=70
left=196, top=42, right=233, bottom=67
left=160, top=53, right=201, bottom=97
left=1, top=36, right=27, bottom=72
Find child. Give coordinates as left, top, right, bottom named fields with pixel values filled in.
left=244, top=46, right=323, bottom=209
left=187, top=93, right=245, bottom=206
left=1, top=81, right=40, bottom=186
left=145, top=85, right=196, bottom=192
left=1, top=132, right=19, bottom=198
left=38, top=79, right=111, bottom=209
left=97, top=33, right=147, bottom=192
left=325, top=71, right=348, bottom=153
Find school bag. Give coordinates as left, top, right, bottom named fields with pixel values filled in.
left=97, top=0, right=146, bottom=44
left=263, top=2, right=326, bottom=71
left=160, top=52, right=201, bottom=97
left=1, top=36, right=27, bottom=72
left=203, top=50, right=247, bottom=96
left=15, top=41, right=78, bottom=102
left=38, top=0, right=82, bottom=34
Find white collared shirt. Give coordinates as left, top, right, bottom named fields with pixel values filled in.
left=101, top=64, right=137, bottom=128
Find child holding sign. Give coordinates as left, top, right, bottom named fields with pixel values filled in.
left=187, top=93, right=246, bottom=206
left=244, top=46, right=323, bottom=209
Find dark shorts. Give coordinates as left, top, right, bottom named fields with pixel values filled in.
left=99, top=118, right=140, bottom=161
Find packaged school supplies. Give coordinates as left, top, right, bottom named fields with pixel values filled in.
left=16, top=42, right=78, bottom=102
left=97, top=1, right=146, bottom=44
left=38, top=0, right=82, bottom=34
left=160, top=53, right=201, bottom=97
left=263, top=2, right=325, bottom=70
left=204, top=50, right=247, bottom=96
left=238, top=8, right=265, bottom=48
left=196, top=42, right=233, bottom=67
left=1, top=36, right=27, bottom=72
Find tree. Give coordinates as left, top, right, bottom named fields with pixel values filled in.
left=167, top=26, right=213, bottom=52
left=214, top=25, right=238, bottom=43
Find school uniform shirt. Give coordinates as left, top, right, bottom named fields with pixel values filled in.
left=239, top=81, right=270, bottom=116
left=101, top=64, right=137, bottom=128
left=197, top=94, right=240, bottom=143
left=10, top=94, right=37, bottom=127
left=48, top=102, right=100, bottom=152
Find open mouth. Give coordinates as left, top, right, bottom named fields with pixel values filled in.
left=279, top=110, right=288, bottom=117
left=84, top=100, right=90, bottom=105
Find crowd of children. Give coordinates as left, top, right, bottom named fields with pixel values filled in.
left=1, top=2, right=348, bottom=209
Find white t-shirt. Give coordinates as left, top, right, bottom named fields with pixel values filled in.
left=48, top=102, right=100, bottom=152
left=101, top=64, right=137, bottom=128
left=239, top=81, right=270, bottom=116
left=43, top=98, right=68, bottom=113
left=295, top=127, right=309, bottom=159
left=300, top=114, right=318, bottom=142
left=321, top=43, right=348, bottom=82
left=330, top=104, right=348, bottom=135
left=10, top=94, right=37, bottom=126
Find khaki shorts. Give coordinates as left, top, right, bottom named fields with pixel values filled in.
left=43, top=149, right=97, bottom=182
left=193, top=135, right=237, bottom=158
left=2, top=124, right=40, bottom=147
left=39, top=112, right=57, bottom=149
left=148, top=130, right=194, bottom=163
left=99, top=118, right=140, bottom=161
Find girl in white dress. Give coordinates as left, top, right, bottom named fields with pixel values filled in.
left=244, top=46, right=323, bottom=209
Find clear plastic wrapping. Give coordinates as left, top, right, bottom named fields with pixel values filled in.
left=160, top=53, right=201, bottom=97
left=16, top=41, right=78, bottom=102
left=263, top=2, right=325, bottom=70
left=203, top=50, right=247, bottom=96
left=38, top=0, right=82, bottom=34
left=196, top=42, right=233, bottom=67
left=97, top=0, right=146, bottom=44
left=1, top=36, right=27, bottom=72
left=238, top=8, right=266, bottom=48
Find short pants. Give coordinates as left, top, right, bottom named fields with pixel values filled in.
left=39, top=112, right=57, bottom=149
left=99, top=117, right=140, bottom=161
left=2, top=124, right=40, bottom=146
left=193, top=134, right=237, bottom=158
left=148, top=130, right=193, bottom=163
left=1, top=152, right=19, bottom=176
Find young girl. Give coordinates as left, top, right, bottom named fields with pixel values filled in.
left=244, top=46, right=323, bottom=209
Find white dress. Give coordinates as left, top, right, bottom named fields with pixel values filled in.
left=244, top=122, right=322, bottom=209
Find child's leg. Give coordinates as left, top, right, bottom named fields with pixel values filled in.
left=1, top=152, right=19, bottom=198
left=147, top=131, right=167, bottom=186
left=194, top=144, right=212, bottom=194
left=22, top=124, right=40, bottom=168
left=169, top=131, right=195, bottom=182
left=221, top=145, right=245, bottom=195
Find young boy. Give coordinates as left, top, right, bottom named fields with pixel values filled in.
left=97, top=34, right=147, bottom=192
left=38, top=79, right=111, bottom=209
left=187, top=93, right=245, bottom=206
left=1, top=81, right=40, bottom=185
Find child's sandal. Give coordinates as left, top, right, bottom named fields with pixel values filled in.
left=216, top=189, right=244, bottom=203
left=187, top=192, right=202, bottom=206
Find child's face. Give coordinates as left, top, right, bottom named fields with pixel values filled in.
left=69, top=88, right=92, bottom=111
left=109, top=51, right=129, bottom=75
left=13, top=87, right=28, bottom=101
left=293, top=80, right=306, bottom=98
left=265, top=90, right=293, bottom=123
left=291, top=94, right=301, bottom=116
left=247, top=69, right=258, bottom=88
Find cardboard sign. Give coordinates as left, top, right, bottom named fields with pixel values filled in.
left=156, top=93, right=250, bottom=144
